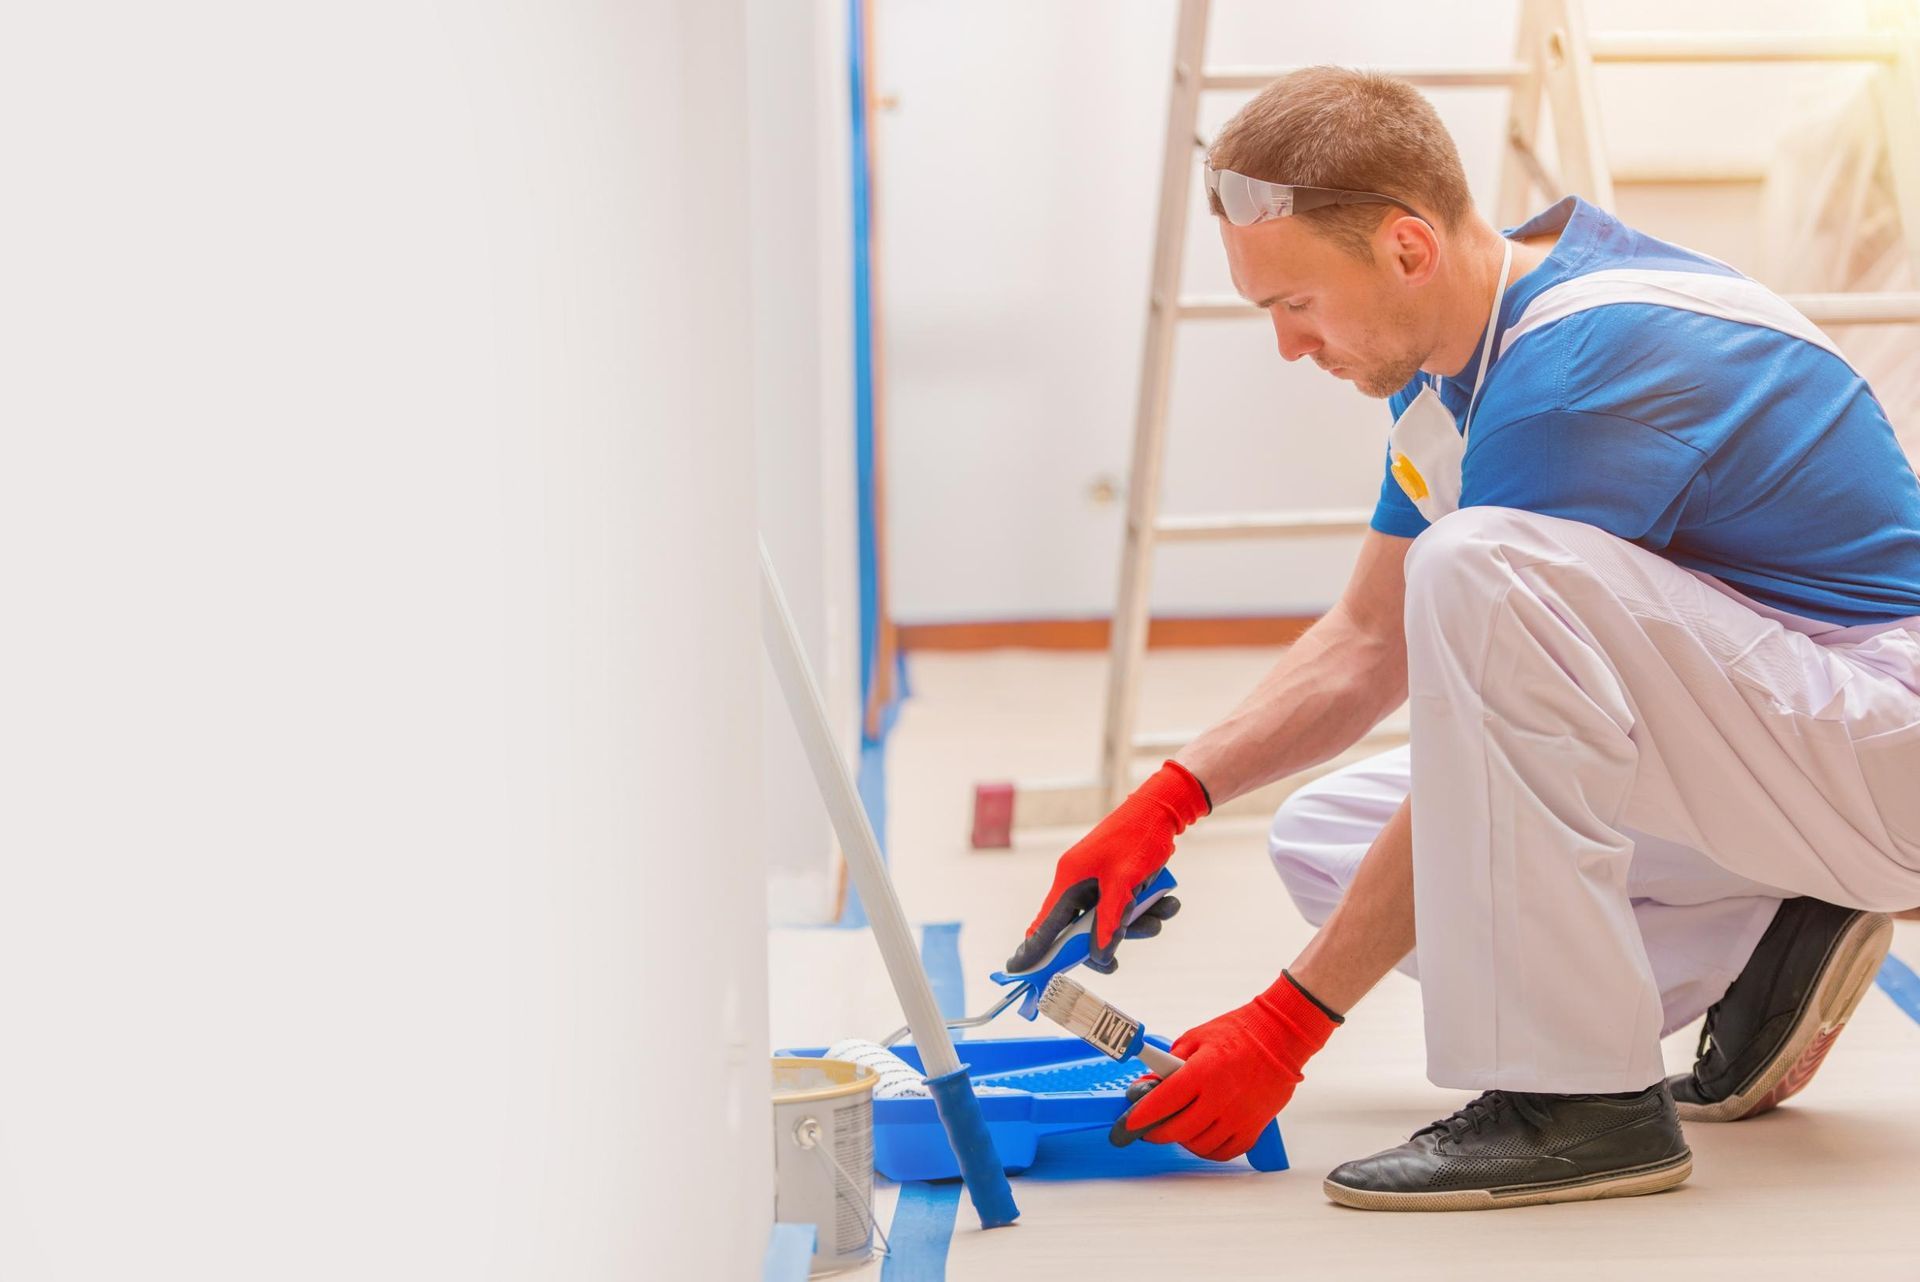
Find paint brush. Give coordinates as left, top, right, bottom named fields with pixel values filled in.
left=1037, top=973, right=1183, bottom=1077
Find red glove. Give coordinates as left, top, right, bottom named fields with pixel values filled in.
left=1119, top=972, right=1339, bottom=1162
left=1006, top=760, right=1209, bottom=974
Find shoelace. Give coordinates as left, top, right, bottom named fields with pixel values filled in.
left=1414, top=1090, right=1559, bottom=1142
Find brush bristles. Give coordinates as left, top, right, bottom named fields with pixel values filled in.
left=1038, top=973, right=1140, bottom=1061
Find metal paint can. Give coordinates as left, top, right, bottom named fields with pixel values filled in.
left=771, top=1056, right=878, bottom=1275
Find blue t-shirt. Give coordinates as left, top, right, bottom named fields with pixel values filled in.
left=1372, top=196, right=1920, bottom=626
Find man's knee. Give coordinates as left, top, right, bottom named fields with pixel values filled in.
left=1403, top=506, right=1537, bottom=609
left=1267, top=793, right=1357, bottom=928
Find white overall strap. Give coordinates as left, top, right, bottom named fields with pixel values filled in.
left=1460, top=238, right=1515, bottom=445
left=1497, top=267, right=1855, bottom=370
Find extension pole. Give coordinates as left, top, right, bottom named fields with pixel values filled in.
left=757, top=539, right=1019, bottom=1229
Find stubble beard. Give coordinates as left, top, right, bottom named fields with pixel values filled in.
left=1345, top=299, right=1429, bottom=399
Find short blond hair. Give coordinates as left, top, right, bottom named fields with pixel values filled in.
left=1207, top=67, right=1474, bottom=258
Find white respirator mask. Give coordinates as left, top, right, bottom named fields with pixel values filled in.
left=1388, top=239, right=1513, bottom=523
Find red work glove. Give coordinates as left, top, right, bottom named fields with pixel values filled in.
left=1119, top=971, right=1339, bottom=1162
left=1006, top=760, right=1209, bottom=974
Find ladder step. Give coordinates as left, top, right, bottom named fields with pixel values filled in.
left=1787, top=292, right=1920, bottom=324
left=1185, top=293, right=1920, bottom=325
left=1178, top=295, right=1257, bottom=319
left=1612, top=162, right=1768, bottom=185
left=1203, top=64, right=1527, bottom=91
left=1133, top=723, right=1409, bottom=756
left=1156, top=510, right=1375, bottom=541
left=1587, top=32, right=1898, bottom=64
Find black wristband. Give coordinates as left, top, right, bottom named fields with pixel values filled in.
left=1189, top=769, right=1213, bottom=812
left=1282, top=969, right=1345, bottom=1024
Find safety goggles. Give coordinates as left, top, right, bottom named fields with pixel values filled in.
left=1204, top=164, right=1422, bottom=227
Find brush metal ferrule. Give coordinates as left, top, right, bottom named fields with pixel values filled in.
left=1083, top=1003, right=1145, bottom=1061
left=1039, top=973, right=1149, bottom=1062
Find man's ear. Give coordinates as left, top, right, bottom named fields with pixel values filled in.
left=1384, top=215, right=1440, bottom=286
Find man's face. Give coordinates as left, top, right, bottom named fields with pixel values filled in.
left=1220, top=215, right=1434, bottom=399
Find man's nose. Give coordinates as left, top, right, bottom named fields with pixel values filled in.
left=1269, top=312, right=1321, bottom=363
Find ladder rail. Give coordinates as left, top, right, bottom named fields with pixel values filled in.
left=1098, top=0, right=1212, bottom=810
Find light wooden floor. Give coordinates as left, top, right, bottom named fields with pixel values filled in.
left=770, top=649, right=1920, bottom=1280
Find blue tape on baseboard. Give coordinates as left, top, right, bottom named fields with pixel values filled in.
left=920, top=921, right=966, bottom=1038
left=881, top=1181, right=962, bottom=1282
left=1876, top=953, right=1920, bottom=1026
left=763, top=1223, right=815, bottom=1281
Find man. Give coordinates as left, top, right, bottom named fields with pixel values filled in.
left=1010, top=67, right=1920, bottom=1211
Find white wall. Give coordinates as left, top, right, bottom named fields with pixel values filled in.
left=0, top=4, right=769, bottom=1279
left=877, top=0, right=1881, bottom=623
left=750, top=0, right=860, bottom=926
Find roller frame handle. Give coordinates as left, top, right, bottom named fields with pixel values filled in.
left=987, top=868, right=1177, bottom=1020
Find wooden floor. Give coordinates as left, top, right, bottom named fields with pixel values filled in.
left=769, top=649, right=1920, bottom=1280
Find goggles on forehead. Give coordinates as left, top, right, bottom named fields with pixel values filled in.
left=1204, top=164, right=1422, bottom=228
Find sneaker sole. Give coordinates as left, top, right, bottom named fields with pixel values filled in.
left=1323, top=1150, right=1692, bottom=1212
left=1676, top=911, right=1893, bottom=1123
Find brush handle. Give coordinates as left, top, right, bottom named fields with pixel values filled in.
left=1137, top=1043, right=1182, bottom=1076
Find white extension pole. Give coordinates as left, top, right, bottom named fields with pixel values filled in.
left=758, top=538, right=1020, bottom=1228
left=757, top=539, right=958, bottom=1079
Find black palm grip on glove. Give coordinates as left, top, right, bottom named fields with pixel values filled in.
left=1008, top=760, right=1209, bottom=974
left=1109, top=1075, right=1164, bottom=1147
left=1004, top=883, right=1181, bottom=974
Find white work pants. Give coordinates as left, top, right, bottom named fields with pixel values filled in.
left=1269, top=743, right=1783, bottom=1038
left=1275, top=506, right=1920, bottom=1094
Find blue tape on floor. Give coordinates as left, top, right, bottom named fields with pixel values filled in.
left=920, top=921, right=966, bottom=1038
left=875, top=924, right=970, bottom=1278
left=1875, top=953, right=1920, bottom=1026
left=881, top=1180, right=961, bottom=1282
left=762, top=1223, right=815, bottom=1281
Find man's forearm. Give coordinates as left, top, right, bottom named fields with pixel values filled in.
left=1287, top=796, right=1414, bottom=1015
left=1176, top=603, right=1406, bottom=805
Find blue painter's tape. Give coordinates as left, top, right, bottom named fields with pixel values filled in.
left=836, top=736, right=888, bottom=929
left=1876, top=953, right=1920, bottom=1026
left=920, top=921, right=966, bottom=1038
left=881, top=1181, right=961, bottom=1281
left=762, top=1223, right=815, bottom=1282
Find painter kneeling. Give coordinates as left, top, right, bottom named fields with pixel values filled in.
left=1010, top=67, right=1920, bottom=1212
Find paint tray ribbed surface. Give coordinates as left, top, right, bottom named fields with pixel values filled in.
left=776, top=1035, right=1287, bottom=1181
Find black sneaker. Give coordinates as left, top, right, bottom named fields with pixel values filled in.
left=1323, top=1085, right=1691, bottom=1211
left=1668, top=898, right=1892, bottom=1122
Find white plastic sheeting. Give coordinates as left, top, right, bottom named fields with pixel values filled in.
left=1760, top=75, right=1920, bottom=456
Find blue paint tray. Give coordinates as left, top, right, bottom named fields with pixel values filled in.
left=776, top=1035, right=1288, bottom=1180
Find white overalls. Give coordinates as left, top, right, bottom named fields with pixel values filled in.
left=1269, top=268, right=1920, bottom=1093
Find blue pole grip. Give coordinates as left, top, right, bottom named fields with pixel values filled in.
left=924, top=1065, right=1021, bottom=1228
left=1245, top=1119, right=1289, bottom=1172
